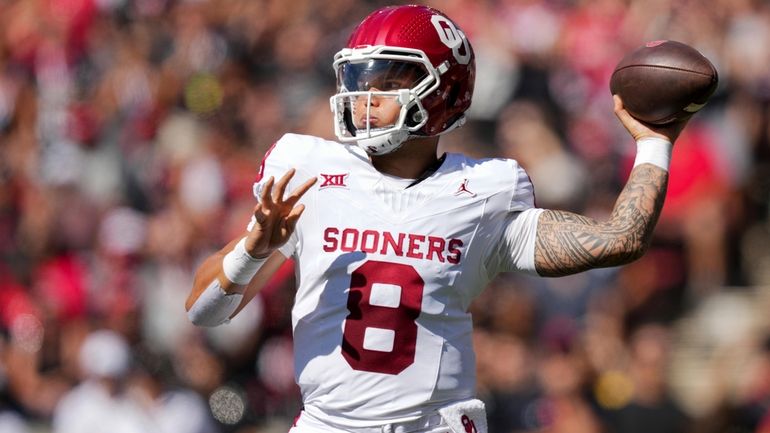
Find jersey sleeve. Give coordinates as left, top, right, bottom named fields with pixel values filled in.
left=252, top=134, right=301, bottom=201
left=245, top=133, right=312, bottom=258
left=486, top=163, right=543, bottom=276
left=493, top=208, right=543, bottom=275
left=508, top=161, right=537, bottom=212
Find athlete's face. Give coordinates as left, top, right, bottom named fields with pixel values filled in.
left=338, top=60, right=426, bottom=131
left=352, top=88, right=403, bottom=130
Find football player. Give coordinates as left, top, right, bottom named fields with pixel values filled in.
left=185, top=5, right=689, bottom=433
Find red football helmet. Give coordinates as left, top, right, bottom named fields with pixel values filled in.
left=330, top=5, right=475, bottom=155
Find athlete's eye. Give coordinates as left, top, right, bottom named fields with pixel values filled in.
left=363, top=76, right=412, bottom=91
left=380, top=79, right=407, bottom=90
left=338, top=61, right=427, bottom=92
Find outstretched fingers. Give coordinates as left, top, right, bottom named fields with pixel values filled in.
left=252, top=202, right=266, bottom=225
left=284, top=176, right=318, bottom=206
left=260, top=176, right=276, bottom=208
left=273, top=168, right=296, bottom=203
left=283, top=204, right=306, bottom=233
left=248, top=170, right=316, bottom=256
left=258, top=169, right=317, bottom=235
left=262, top=169, right=316, bottom=208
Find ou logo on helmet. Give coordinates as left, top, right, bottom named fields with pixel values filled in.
left=430, top=15, right=472, bottom=65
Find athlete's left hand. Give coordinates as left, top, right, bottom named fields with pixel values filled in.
left=245, top=168, right=317, bottom=258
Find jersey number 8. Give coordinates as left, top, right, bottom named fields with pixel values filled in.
left=341, top=260, right=424, bottom=375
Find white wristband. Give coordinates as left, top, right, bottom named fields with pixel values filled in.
left=633, top=137, right=672, bottom=171
left=222, top=237, right=267, bottom=285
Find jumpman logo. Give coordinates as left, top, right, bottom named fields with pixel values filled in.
left=454, top=178, right=476, bottom=197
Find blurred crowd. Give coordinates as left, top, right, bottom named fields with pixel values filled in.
left=1, top=0, right=769, bottom=432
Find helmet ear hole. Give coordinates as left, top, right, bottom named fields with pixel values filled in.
left=447, top=84, right=461, bottom=108
left=406, top=106, right=424, bottom=128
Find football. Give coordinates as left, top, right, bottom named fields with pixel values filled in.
left=610, top=40, right=718, bottom=125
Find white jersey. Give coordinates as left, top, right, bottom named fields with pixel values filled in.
left=251, top=133, right=541, bottom=427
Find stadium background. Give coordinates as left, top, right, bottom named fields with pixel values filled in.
left=1, top=0, right=769, bottom=432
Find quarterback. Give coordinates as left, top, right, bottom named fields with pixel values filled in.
left=186, top=5, right=689, bottom=433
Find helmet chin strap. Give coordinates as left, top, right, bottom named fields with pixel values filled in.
left=355, top=113, right=468, bottom=156
left=356, top=128, right=410, bottom=155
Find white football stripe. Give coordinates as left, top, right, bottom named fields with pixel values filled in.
left=684, top=102, right=707, bottom=113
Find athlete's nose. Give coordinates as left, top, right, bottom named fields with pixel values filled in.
left=366, top=88, right=382, bottom=106
left=355, top=90, right=380, bottom=107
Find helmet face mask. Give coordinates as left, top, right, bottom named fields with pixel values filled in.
left=330, top=5, right=475, bottom=156
left=330, top=47, right=437, bottom=155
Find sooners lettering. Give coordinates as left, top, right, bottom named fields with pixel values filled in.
left=320, top=173, right=348, bottom=188
left=323, top=227, right=463, bottom=264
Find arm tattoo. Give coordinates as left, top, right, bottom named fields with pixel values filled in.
left=534, top=164, right=668, bottom=277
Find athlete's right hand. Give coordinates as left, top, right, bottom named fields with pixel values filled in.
left=613, top=94, right=691, bottom=144
left=244, top=168, right=317, bottom=258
